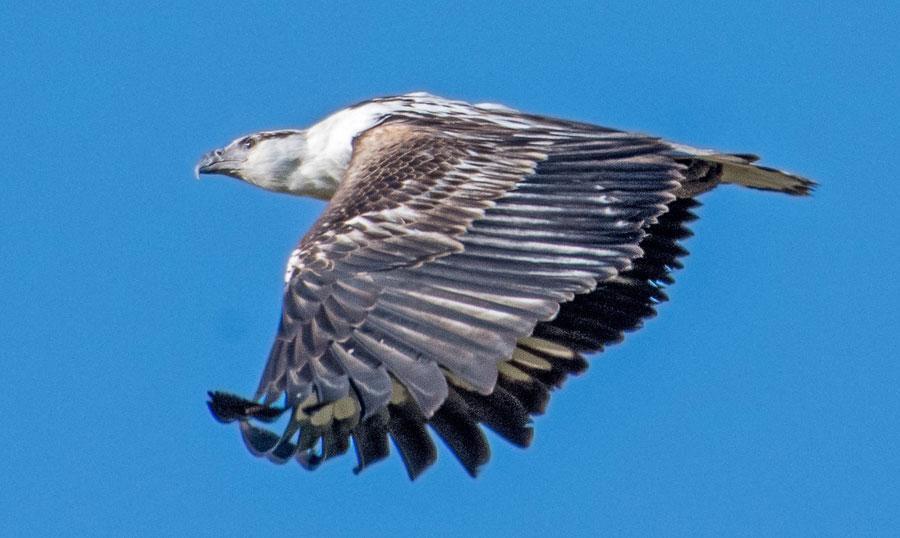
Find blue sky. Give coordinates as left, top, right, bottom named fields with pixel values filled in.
left=2, top=2, right=898, bottom=536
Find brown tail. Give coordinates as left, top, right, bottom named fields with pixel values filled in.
left=703, top=153, right=816, bottom=196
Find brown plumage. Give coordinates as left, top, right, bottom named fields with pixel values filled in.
left=198, top=93, right=814, bottom=479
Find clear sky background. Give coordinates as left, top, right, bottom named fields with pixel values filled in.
left=2, top=2, right=898, bottom=536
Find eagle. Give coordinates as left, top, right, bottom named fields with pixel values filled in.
left=196, top=92, right=814, bottom=479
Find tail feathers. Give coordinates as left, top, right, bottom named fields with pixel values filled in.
left=667, top=145, right=816, bottom=196
left=709, top=153, right=816, bottom=196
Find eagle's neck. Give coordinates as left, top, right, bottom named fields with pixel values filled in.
left=287, top=101, right=400, bottom=199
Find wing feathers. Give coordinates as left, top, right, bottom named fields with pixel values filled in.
left=351, top=411, right=391, bottom=474
left=428, top=389, right=491, bottom=477
left=387, top=399, right=438, bottom=480
left=456, top=384, right=533, bottom=448
left=364, top=309, right=501, bottom=395
left=352, top=328, right=449, bottom=417
left=329, top=342, right=392, bottom=417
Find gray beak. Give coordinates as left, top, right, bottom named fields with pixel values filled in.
left=194, top=149, right=226, bottom=179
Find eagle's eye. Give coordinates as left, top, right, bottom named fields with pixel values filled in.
left=241, top=137, right=256, bottom=150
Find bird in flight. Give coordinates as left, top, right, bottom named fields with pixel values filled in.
left=196, top=92, right=814, bottom=479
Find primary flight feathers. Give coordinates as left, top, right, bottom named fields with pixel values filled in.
left=197, top=92, right=814, bottom=479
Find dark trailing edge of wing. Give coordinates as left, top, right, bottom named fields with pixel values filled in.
left=532, top=197, right=699, bottom=351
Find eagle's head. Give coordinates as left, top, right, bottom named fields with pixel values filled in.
left=195, top=130, right=336, bottom=198
left=196, top=101, right=403, bottom=199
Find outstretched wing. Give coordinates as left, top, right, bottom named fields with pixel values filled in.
left=214, top=115, right=689, bottom=476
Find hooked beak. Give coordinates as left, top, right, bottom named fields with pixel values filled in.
left=194, top=148, right=241, bottom=179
